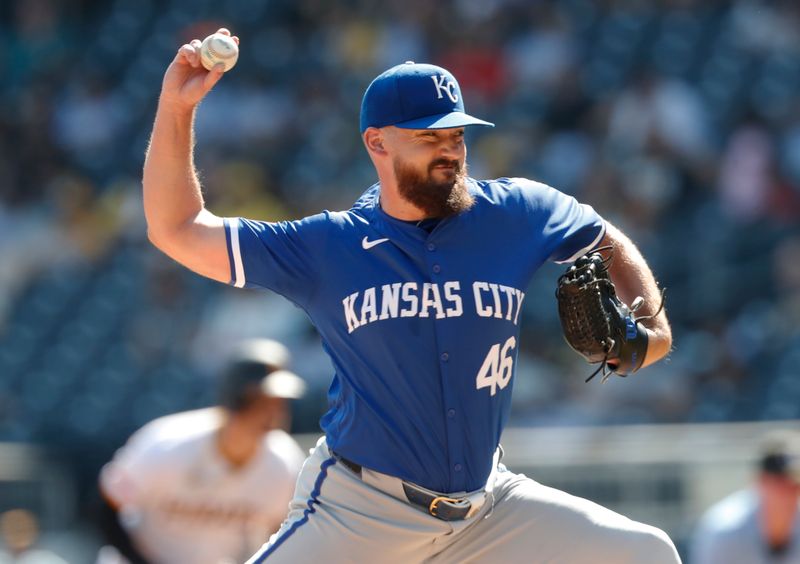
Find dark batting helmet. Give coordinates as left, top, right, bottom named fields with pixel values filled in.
left=760, top=429, right=800, bottom=483
left=218, top=339, right=306, bottom=411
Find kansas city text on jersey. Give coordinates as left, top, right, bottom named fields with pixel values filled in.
left=342, top=281, right=526, bottom=334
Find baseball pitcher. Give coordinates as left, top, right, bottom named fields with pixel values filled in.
left=142, top=28, right=680, bottom=563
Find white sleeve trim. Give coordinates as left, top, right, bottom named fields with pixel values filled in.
left=554, top=222, right=606, bottom=264
left=229, top=218, right=246, bottom=288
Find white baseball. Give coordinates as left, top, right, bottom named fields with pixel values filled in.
left=200, top=33, right=239, bottom=72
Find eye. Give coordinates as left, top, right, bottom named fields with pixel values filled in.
left=416, top=132, right=438, bottom=142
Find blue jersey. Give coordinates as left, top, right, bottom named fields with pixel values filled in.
left=224, top=177, right=604, bottom=493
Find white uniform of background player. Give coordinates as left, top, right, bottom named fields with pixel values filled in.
left=691, top=430, right=800, bottom=564
left=98, top=340, right=306, bottom=564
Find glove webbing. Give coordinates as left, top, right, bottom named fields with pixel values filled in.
left=559, top=277, right=616, bottom=360
left=566, top=249, right=616, bottom=383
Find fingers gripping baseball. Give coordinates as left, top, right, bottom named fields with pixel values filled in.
left=161, top=28, right=239, bottom=109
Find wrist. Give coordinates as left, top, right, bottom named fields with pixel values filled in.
left=642, top=326, right=671, bottom=367
left=157, top=94, right=197, bottom=116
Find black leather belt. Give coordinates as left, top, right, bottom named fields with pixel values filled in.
left=336, top=451, right=363, bottom=476
left=331, top=451, right=474, bottom=522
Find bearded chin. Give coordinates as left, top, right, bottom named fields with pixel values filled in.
left=394, top=159, right=474, bottom=219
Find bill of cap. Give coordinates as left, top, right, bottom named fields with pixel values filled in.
left=260, top=369, right=306, bottom=399
left=233, top=339, right=290, bottom=368
left=393, top=111, right=494, bottom=130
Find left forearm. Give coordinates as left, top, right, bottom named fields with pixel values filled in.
left=601, top=222, right=672, bottom=367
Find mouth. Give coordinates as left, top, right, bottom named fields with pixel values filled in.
left=430, top=160, right=459, bottom=174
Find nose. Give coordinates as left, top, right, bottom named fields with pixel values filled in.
left=438, top=138, right=463, bottom=160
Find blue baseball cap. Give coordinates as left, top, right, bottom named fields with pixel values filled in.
left=359, top=61, right=494, bottom=133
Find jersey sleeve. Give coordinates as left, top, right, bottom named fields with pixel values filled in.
left=510, top=177, right=605, bottom=264
left=224, top=213, right=331, bottom=305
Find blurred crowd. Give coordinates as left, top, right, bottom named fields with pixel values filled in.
left=1, top=0, right=800, bottom=540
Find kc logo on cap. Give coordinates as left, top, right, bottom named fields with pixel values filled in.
left=432, top=75, right=459, bottom=103
left=359, top=62, right=494, bottom=133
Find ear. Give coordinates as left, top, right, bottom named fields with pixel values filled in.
left=363, top=128, right=387, bottom=156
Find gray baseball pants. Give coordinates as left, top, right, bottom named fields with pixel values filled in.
left=246, top=437, right=680, bottom=563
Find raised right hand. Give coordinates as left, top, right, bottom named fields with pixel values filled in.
left=159, top=28, right=239, bottom=110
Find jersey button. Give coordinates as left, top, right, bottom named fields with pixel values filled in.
left=432, top=264, right=441, bottom=274
left=454, top=464, right=462, bottom=472
left=427, top=243, right=436, bottom=252
left=440, top=352, right=449, bottom=362
left=447, top=409, right=456, bottom=418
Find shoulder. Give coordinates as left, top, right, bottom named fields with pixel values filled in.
left=237, top=207, right=367, bottom=238
left=101, top=409, right=222, bottom=503
left=692, top=489, right=760, bottom=562
left=262, top=429, right=306, bottom=469
left=326, top=209, right=371, bottom=233
left=350, top=182, right=380, bottom=213
left=235, top=210, right=335, bottom=234
left=697, top=489, right=757, bottom=536
left=304, top=183, right=379, bottom=234
left=124, top=408, right=222, bottom=457
left=471, top=177, right=573, bottom=211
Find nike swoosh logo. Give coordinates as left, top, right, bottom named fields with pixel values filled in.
left=362, top=236, right=390, bottom=250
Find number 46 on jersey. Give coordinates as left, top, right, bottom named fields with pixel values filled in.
left=475, top=337, right=516, bottom=396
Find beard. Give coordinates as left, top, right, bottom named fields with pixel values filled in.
left=393, top=156, right=474, bottom=219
